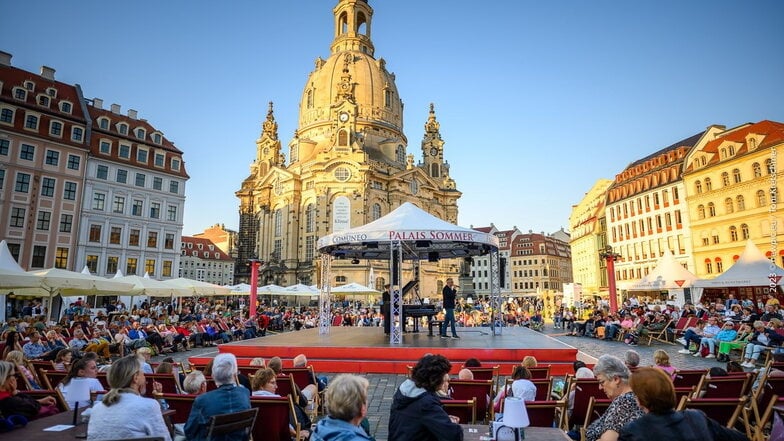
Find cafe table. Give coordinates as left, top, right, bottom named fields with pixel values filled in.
left=462, top=424, right=571, bottom=441
left=12, top=407, right=175, bottom=441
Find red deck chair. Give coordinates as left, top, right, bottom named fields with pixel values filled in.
left=449, top=379, right=494, bottom=423
left=154, top=392, right=197, bottom=425
left=528, top=366, right=551, bottom=379
left=677, top=395, right=747, bottom=428
left=694, top=373, right=752, bottom=399
left=672, top=369, right=707, bottom=389
left=250, top=395, right=299, bottom=441
left=525, top=400, right=567, bottom=429
left=442, top=398, right=477, bottom=424
left=568, top=377, right=602, bottom=431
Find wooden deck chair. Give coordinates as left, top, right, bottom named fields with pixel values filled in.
left=583, top=396, right=612, bottom=428
left=275, top=373, right=300, bottom=403
left=567, top=377, right=602, bottom=431
left=12, top=364, right=34, bottom=391
left=145, top=372, right=182, bottom=396
left=528, top=366, right=551, bottom=379
left=283, top=366, right=322, bottom=416
left=668, top=317, right=691, bottom=342
left=205, top=407, right=258, bottom=441
left=153, top=392, right=197, bottom=425
left=744, top=374, right=784, bottom=438
left=463, top=365, right=500, bottom=393
left=643, top=318, right=674, bottom=345
left=250, top=395, right=300, bottom=441
left=39, top=368, right=67, bottom=390
left=531, top=378, right=552, bottom=401
left=694, top=373, right=752, bottom=399
left=746, top=394, right=784, bottom=441
left=442, top=398, right=477, bottom=424
left=677, top=395, right=747, bottom=428
left=672, top=369, right=707, bottom=389
left=449, top=379, right=494, bottom=423
left=238, top=365, right=262, bottom=377
left=674, top=386, right=696, bottom=403
left=19, top=388, right=69, bottom=412
left=525, top=399, right=567, bottom=430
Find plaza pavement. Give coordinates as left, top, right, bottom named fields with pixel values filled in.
left=154, top=323, right=725, bottom=441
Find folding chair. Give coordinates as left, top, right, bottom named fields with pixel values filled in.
left=672, top=369, right=707, bottom=389
left=250, top=395, right=300, bottom=441
left=463, top=365, right=500, bottom=393
left=693, top=374, right=752, bottom=399
left=643, top=318, right=674, bottom=345
left=205, top=407, right=258, bottom=441
left=567, top=376, right=602, bottom=431
left=528, top=366, right=551, bottom=379
left=145, top=372, right=182, bottom=396
left=677, top=395, right=747, bottom=428
left=746, top=394, right=784, bottom=441
left=19, top=389, right=69, bottom=412
left=154, top=392, right=197, bottom=425
left=442, top=398, right=477, bottom=424
left=449, top=379, right=494, bottom=423
left=583, top=396, right=612, bottom=428
left=525, top=400, right=567, bottom=430
left=40, top=369, right=68, bottom=390
left=275, top=373, right=300, bottom=403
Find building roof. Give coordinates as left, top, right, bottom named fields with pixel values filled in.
left=181, top=236, right=233, bottom=261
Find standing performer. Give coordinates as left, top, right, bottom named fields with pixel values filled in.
left=382, top=284, right=391, bottom=335
left=440, top=278, right=459, bottom=339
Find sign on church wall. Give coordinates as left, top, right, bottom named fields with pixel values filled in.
left=333, top=196, right=351, bottom=232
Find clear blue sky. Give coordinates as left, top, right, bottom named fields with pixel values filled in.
left=2, top=1, right=782, bottom=236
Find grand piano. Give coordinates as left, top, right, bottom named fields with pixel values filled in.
left=400, top=280, right=437, bottom=333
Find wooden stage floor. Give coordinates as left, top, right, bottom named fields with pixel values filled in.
left=191, top=327, right=578, bottom=375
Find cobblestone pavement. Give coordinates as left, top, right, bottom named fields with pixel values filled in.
left=154, top=323, right=730, bottom=440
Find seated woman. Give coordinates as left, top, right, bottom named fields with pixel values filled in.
left=4, top=350, right=40, bottom=389
left=53, top=349, right=74, bottom=372
left=741, top=320, right=784, bottom=368
left=87, top=355, right=170, bottom=441
left=68, top=328, right=110, bottom=358
left=389, top=354, right=462, bottom=440
left=250, top=367, right=311, bottom=439
left=619, top=367, right=748, bottom=441
left=0, top=360, right=59, bottom=420
left=59, top=357, right=104, bottom=409
left=310, top=374, right=374, bottom=441
left=717, top=322, right=753, bottom=362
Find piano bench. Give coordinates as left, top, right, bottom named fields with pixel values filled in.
left=428, top=320, right=444, bottom=337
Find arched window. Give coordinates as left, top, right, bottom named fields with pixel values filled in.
left=716, top=258, right=723, bottom=273
left=306, top=89, right=313, bottom=108
left=757, top=190, right=767, bottom=207
left=752, top=162, right=762, bottom=178
left=274, top=209, right=283, bottom=236
left=705, top=259, right=713, bottom=274
left=724, top=198, right=734, bottom=214
left=707, top=202, right=716, bottom=217
left=736, top=195, right=745, bottom=211
left=732, top=168, right=741, bottom=183
left=338, top=130, right=348, bottom=146
left=697, top=205, right=705, bottom=220
left=395, top=145, right=405, bottom=163
left=430, top=163, right=440, bottom=178
left=729, top=226, right=738, bottom=241
left=728, top=145, right=735, bottom=155
left=695, top=180, right=703, bottom=194
left=704, top=178, right=712, bottom=191
left=721, top=172, right=730, bottom=187
left=741, top=223, right=750, bottom=240
left=371, top=203, right=382, bottom=221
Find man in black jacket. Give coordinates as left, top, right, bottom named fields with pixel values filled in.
left=440, top=278, right=459, bottom=339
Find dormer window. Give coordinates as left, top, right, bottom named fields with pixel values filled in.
left=135, top=128, right=145, bottom=140
left=118, top=123, right=128, bottom=135
left=98, top=118, right=109, bottom=130
left=13, top=88, right=26, bottom=100
left=24, top=81, right=34, bottom=91
left=38, top=95, right=50, bottom=107
left=46, top=87, right=56, bottom=97
left=153, top=133, right=162, bottom=144
left=60, top=102, right=72, bottom=114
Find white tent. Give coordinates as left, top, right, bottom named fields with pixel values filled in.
left=113, top=274, right=189, bottom=297
left=0, top=240, right=46, bottom=290
left=317, top=202, right=501, bottom=344
left=164, top=278, right=231, bottom=296
left=625, top=249, right=700, bottom=305
left=283, top=284, right=320, bottom=296
left=331, top=282, right=380, bottom=294
left=693, top=240, right=784, bottom=294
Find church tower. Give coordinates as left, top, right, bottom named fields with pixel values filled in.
left=236, top=0, right=461, bottom=296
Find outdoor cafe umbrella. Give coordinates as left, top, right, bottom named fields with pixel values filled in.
left=113, top=274, right=189, bottom=297
left=0, top=240, right=46, bottom=290
left=164, top=278, right=231, bottom=296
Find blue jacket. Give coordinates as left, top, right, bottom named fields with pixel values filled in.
left=184, top=383, right=251, bottom=441
left=310, top=416, right=373, bottom=441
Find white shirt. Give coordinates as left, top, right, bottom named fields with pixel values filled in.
left=511, top=379, right=537, bottom=402
left=59, top=377, right=104, bottom=409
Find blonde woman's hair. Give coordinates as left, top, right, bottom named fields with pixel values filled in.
left=521, top=356, right=538, bottom=368
left=653, top=349, right=671, bottom=367
left=4, top=350, right=23, bottom=364
left=324, top=374, right=369, bottom=421
left=102, top=355, right=143, bottom=407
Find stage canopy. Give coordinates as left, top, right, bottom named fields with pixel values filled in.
left=317, top=202, right=499, bottom=260
left=316, top=202, right=501, bottom=344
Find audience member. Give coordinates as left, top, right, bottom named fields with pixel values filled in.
left=653, top=350, right=676, bottom=380
left=389, top=354, right=463, bottom=440
left=457, top=368, right=474, bottom=380
left=5, top=350, right=40, bottom=389
left=310, top=374, right=374, bottom=441
left=464, top=357, right=482, bottom=368
left=87, top=355, right=170, bottom=441
left=697, top=319, right=737, bottom=358
left=184, top=353, right=250, bottom=441
left=521, top=356, right=538, bottom=368
left=0, top=360, right=58, bottom=420
left=569, top=354, right=643, bottom=441
left=619, top=367, right=748, bottom=441
left=741, top=321, right=784, bottom=367
left=182, top=371, right=207, bottom=395
left=624, top=350, right=640, bottom=369
left=293, top=353, right=327, bottom=392
left=60, top=357, right=104, bottom=409
left=53, top=348, right=74, bottom=372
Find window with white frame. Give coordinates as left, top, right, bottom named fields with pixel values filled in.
left=99, top=140, right=111, bottom=154
left=19, top=144, right=35, bottom=161
left=71, top=127, right=84, bottom=142
left=0, top=108, right=13, bottom=123
left=153, top=176, right=162, bottom=190
left=25, top=114, right=39, bottom=129
left=40, top=177, right=55, bottom=197
left=154, top=153, right=164, bottom=167
left=118, top=123, right=128, bottom=135
left=98, top=118, right=109, bottom=130
left=96, top=165, right=109, bottom=180
left=171, top=158, right=180, bottom=171
left=60, top=102, right=72, bottom=113
left=116, top=169, right=127, bottom=183
left=137, top=148, right=148, bottom=163
left=135, top=128, right=145, bottom=139
left=50, top=121, right=63, bottom=137
left=119, top=144, right=130, bottom=159
left=169, top=181, right=179, bottom=194
left=167, top=205, right=177, bottom=222
left=93, top=192, right=106, bottom=211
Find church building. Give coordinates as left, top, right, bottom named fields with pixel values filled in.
left=236, top=0, right=461, bottom=295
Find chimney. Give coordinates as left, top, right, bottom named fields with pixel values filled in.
left=40, top=66, right=55, bottom=80
left=93, top=98, right=103, bottom=109
left=127, top=109, right=138, bottom=119
left=0, top=51, right=11, bottom=67
left=110, top=103, right=121, bottom=114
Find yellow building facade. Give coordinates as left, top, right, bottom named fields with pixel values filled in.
left=569, top=178, right=613, bottom=297
left=683, top=120, right=784, bottom=279
left=235, top=0, right=461, bottom=294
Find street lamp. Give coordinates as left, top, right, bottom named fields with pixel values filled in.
left=599, top=245, right=622, bottom=313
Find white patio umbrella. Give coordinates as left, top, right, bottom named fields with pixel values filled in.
left=331, top=282, right=380, bottom=294
left=164, top=278, right=231, bottom=296
left=26, top=267, right=135, bottom=297
left=113, top=274, right=188, bottom=297
left=0, top=240, right=46, bottom=290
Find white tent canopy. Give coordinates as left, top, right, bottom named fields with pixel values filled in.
left=331, top=282, right=380, bottom=294
left=113, top=274, right=190, bottom=297
left=626, top=249, right=700, bottom=291
left=164, top=278, right=231, bottom=296
left=693, top=240, right=784, bottom=290
left=0, top=240, right=46, bottom=290
left=283, top=284, right=320, bottom=296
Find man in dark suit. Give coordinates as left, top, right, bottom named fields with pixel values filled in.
left=440, top=278, right=459, bottom=339
left=382, top=284, right=391, bottom=335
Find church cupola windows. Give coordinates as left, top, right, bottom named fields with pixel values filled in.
left=396, top=144, right=405, bottom=163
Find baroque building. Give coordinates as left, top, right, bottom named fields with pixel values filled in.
left=606, top=132, right=704, bottom=294
left=569, top=178, right=613, bottom=297
left=682, top=120, right=784, bottom=278
left=180, top=236, right=234, bottom=286
left=236, top=0, right=461, bottom=294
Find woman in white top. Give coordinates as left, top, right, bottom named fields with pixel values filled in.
left=59, top=356, right=104, bottom=409
left=509, top=365, right=537, bottom=402
left=87, top=354, right=169, bottom=441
